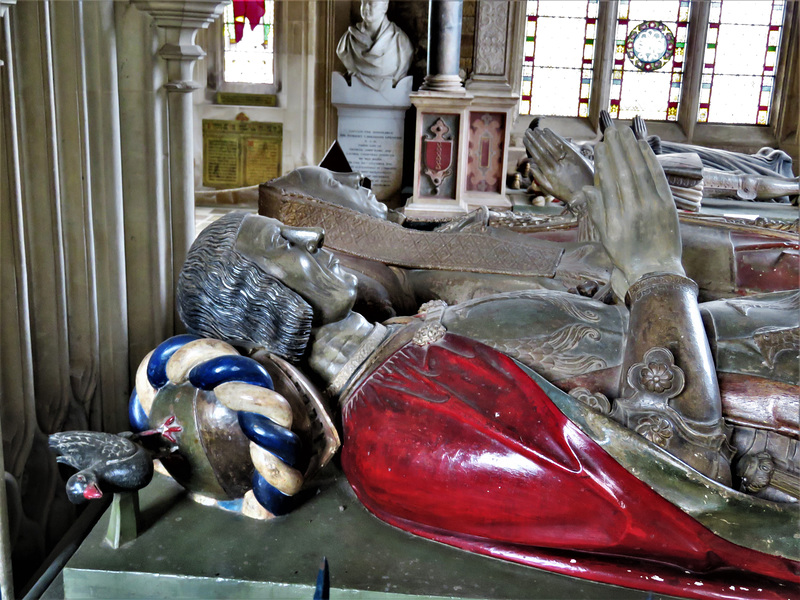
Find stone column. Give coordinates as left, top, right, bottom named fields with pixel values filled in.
left=0, top=2, right=18, bottom=596
left=131, top=0, right=226, bottom=295
left=422, top=0, right=464, bottom=92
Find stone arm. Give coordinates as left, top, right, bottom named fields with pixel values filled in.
left=583, top=128, right=732, bottom=484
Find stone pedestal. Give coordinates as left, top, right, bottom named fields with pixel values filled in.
left=404, top=91, right=473, bottom=217
left=55, top=470, right=655, bottom=599
left=404, top=91, right=515, bottom=218
left=331, top=73, right=412, bottom=201
left=404, top=0, right=516, bottom=218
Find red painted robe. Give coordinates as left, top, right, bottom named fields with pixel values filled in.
left=341, top=332, right=800, bottom=600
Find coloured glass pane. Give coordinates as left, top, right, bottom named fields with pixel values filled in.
left=714, top=24, right=770, bottom=75
left=610, top=0, right=688, bottom=122
left=706, top=75, right=762, bottom=123
left=699, top=0, right=784, bottom=124
left=223, top=1, right=275, bottom=85
left=520, top=0, right=597, bottom=117
left=537, top=0, right=590, bottom=19
left=530, top=67, right=583, bottom=116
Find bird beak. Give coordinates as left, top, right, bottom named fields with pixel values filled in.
left=83, top=484, right=103, bottom=500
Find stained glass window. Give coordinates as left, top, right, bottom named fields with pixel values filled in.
left=699, top=0, right=784, bottom=124
left=520, top=0, right=599, bottom=117
left=518, top=1, right=787, bottom=126
left=223, top=1, right=275, bottom=85
left=609, top=0, right=689, bottom=122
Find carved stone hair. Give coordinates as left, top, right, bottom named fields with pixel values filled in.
left=177, top=212, right=313, bottom=361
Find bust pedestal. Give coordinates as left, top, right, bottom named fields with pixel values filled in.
left=331, top=73, right=412, bottom=202
left=403, top=91, right=516, bottom=219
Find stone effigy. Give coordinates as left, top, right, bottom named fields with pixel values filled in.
left=51, top=126, right=798, bottom=598
left=115, top=127, right=799, bottom=599
left=521, top=114, right=800, bottom=210
left=268, top=166, right=389, bottom=220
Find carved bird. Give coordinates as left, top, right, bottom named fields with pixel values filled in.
left=48, top=431, right=154, bottom=504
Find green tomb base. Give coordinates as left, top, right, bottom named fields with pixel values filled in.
left=61, top=468, right=679, bottom=599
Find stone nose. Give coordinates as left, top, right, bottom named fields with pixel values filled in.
left=281, top=226, right=324, bottom=252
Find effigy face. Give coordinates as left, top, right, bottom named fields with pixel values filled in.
left=266, top=167, right=389, bottom=220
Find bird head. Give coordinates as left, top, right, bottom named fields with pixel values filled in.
left=66, top=471, right=103, bottom=504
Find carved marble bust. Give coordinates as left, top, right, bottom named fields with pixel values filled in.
left=336, top=0, right=413, bottom=90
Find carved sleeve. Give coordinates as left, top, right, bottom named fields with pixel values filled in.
left=612, top=272, right=733, bottom=484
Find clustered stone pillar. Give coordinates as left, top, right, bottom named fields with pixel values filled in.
left=422, top=0, right=464, bottom=92
left=0, top=2, right=17, bottom=596
left=131, top=0, right=227, bottom=295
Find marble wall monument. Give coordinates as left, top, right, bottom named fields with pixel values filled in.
left=332, top=1, right=413, bottom=201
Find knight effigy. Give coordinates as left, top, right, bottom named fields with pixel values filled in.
left=53, top=126, right=799, bottom=599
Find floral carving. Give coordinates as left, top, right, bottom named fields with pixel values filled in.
left=626, top=347, right=684, bottom=399
left=474, top=1, right=509, bottom=75
left=569, top=387, right=611, bottom=415
left=635, top=416, right=674, bottom=447
left=417, top=300, right=447, bottom=316
left=753, top=325, right=799, bottom=368
left=640, top=362, right=674, bottom=393
left=492, top=324, right=606, bottom=379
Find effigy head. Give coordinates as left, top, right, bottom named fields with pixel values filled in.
left=178, top=212, right=357, bottom=360
left=267, top=166, right=388, bottom=220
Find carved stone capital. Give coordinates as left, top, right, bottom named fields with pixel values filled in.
left=131, top=0, right=226, bottom=32
left=132, top=0, right=226, bottom=85
left=0, top=0, right=16, bottom=20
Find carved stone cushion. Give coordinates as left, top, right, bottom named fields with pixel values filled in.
left=259, top=185, right=563, bottom=278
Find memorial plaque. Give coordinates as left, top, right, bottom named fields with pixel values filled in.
left=215, top=92, right=277, bottom=107
left=202, top=120, right=282, bottom=189
left=337, top=119, right=404, bottom=199
left=331, top=73, right=412, bottom=201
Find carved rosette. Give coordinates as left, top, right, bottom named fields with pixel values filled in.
left=610, top=347, right=734, bottom=479
left=635, top=415, right=674, bottom=448
left=628, top=347, right=685, bottom=397
left=569, top=387, right=611, bottom=415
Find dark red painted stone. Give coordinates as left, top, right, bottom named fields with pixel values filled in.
left=341, top=333, right=800, bottom=600
left=732, top=233, right=799, bottom=294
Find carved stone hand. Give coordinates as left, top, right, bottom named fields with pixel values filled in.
left=582, top=127, right=685, bottom=293
left=523, top=128, right=594, bottom=207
